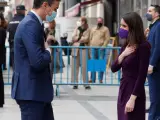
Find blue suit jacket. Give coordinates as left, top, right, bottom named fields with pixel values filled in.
left=11, top=12, right=54, bottom=102
left=148, top=20, right=160, bottom=69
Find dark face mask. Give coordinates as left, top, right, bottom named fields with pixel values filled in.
left=146, top=13, right=153, bottom=21
left=97, top=23, right=103, bottom=28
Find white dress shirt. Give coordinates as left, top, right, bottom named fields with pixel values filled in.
left=31, top=10, right=51, bottom=54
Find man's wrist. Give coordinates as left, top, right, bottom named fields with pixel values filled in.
left=149, top=65, right=154, bottom=69
left=46, top=48, right=51, bottom=54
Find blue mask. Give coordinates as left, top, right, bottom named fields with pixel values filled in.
left=46, top=11, right=57, bottom=22
left=145, top=13, right=153, bottom=21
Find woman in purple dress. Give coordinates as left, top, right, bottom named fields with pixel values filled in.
left=111, top=12, right=150, bottom=120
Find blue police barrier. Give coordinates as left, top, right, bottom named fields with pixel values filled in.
left=3, top=46, right=11, bottom=85
left=4, top=45, right=148, bottom=97
left=49, top=46, right=121, bottom=96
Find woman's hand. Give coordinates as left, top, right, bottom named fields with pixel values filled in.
left=121, top=46, right=136, bottom=58
left=125, top=95, right=137, bottom=114
left=125, top=98, right=135, bottom=114
left=118, top=46, right=136, bottom=64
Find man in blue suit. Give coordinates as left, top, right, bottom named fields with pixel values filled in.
left=146, top=5, right=160, bottom=120
left=11, top=0, right=60, bottom=120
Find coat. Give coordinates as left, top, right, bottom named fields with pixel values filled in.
left=71, top=27, right=90, bottom=57
left=11, top=12, right=53, bottom=102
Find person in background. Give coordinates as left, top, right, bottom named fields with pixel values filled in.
left=0, top=13, right=7, bottom=70
left=7, top=5, right=26, bottom=70
left=144, top=27, right=150, bottom=113
left=61, top=33, right=71, bottom=56
left=11, top=0, right=60, bottom=120
left=145, top=5, right=160, bottom=120
left=45, top=20, right=64, bottom=79
left=89, top=17, right=110, bottom=83
left=71, top=16, right=91, bottom=90
left=111, top=12, right=150, bottom=120
left=0, top=13, right=6, bottom=108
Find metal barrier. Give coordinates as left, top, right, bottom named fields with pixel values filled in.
left=3, top=46, right=11, bottom=85
left=4, top=46, right=122, bottom=96
left=50, top=46, right=121, bottom=96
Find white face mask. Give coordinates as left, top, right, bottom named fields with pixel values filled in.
left=44, top=22, right=49, bottom=28
left=76, top=21, right=81, bottom=27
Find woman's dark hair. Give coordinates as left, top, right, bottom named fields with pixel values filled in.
left=122, top=12, right=145, bottom=46
left=0, top=13, right=7, bottom=29
left=33, top=0, right=60, bottom=9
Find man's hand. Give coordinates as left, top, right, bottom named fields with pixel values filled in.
left=46, top=35, right=56, bottom=45
left=79, top=39, right=85, bottom=43
left=44, top=41, right=51, bottom=54
left=73, top=39, right=78, bottom=43
left=45, top=41, right=49, bottom=49
left=144, top=28, right=150, bottom=37
left=148, top=65, right=153, bottom=75
left=47, top=35, right=55, bottom=42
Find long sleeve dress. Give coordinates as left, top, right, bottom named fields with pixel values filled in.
left=111, top=40, right=150, bottom=120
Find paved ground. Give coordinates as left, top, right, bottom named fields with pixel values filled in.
left=0, top=84, right=150, bottom=120
left=0, top=49, right=150, bottom=120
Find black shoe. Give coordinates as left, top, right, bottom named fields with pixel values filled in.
left=145, top=108, right=149, bottom=113
left=73, top=86, right=78, bottom=89
left=85, top=86, right=91, bottom=90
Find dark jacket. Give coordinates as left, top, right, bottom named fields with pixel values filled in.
left=11, top=12, right=53, bottom=102
left=7, top=14, right=24, bottom=49
left=0, top=27, right=6, bottom=64
left=147, top=19, right=160, bottom=71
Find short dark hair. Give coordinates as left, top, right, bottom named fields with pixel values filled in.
left=151, top=4, right=160, bottom=14
left=122, top=12, right=145, bottom=46
left=81, top=16, right=87, bottom=24
left=33, top=0, right=60, bottom=9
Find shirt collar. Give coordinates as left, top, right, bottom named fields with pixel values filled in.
left=152, top=17, right=160, bottom=24
left=31, top=10, right=43, bottom=25
left=149, top=18, right=160, bottom=29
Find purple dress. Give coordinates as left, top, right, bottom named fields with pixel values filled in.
left=111, top=41, right=150, bottom=120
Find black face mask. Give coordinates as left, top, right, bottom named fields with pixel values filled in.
left=97, top=23, right=103, bottom=28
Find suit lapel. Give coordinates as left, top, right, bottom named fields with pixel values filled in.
left=28, top=12, right=46, bottom=47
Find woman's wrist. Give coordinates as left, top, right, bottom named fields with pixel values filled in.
left=120, top=52, right=125, bottom=58
left=129, top=95, right=137, bottom=101
left=118, top=53, right=125, bottom=63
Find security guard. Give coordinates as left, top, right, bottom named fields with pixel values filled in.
left=7, top=5, right=26, bottom=69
